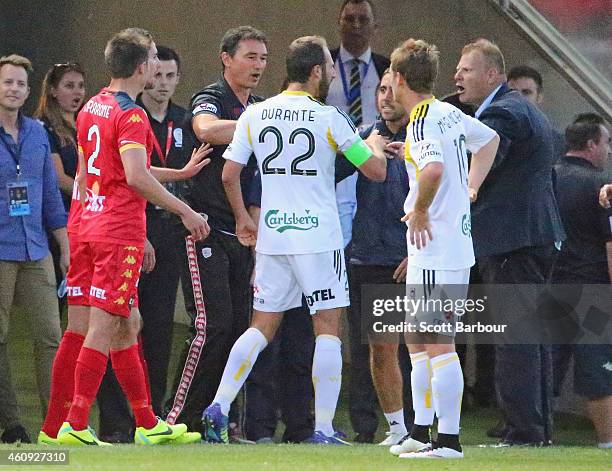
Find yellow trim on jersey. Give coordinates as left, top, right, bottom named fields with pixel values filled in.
left=404, top=140, right=420, bottom=180
left=409, top=96, right=436, bottom=122
left=77, top=145, right=83, bottom=154
left=119, top=143, right=146, bottom=154
left=247, top=123, right=253, bottom=147
left=281, top=90, right=313, bottom=98
left=327, top=127, right=338, bottom=152
left=404, top=96, right=436, bottom=180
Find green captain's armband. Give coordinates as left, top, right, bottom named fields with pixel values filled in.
left=344, top=139, right=372, bottom=167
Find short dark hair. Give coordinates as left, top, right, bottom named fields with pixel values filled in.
left=220, top=26, right=267, bottom=57
left=286, top=36, right=328, bottom=84
left=339, top=0, right=376, bottom=20
left=156, top=45, right=181, bottom=72
left=565, top=113, right=605, bottom=151
left=104, top=27, right=153, bottom=79
left=507, top=65, right=543, bottom=91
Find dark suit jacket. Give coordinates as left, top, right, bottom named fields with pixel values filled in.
left=472, top=84, right=565, bottom=258
left=330, top=47, right=389, bottom=79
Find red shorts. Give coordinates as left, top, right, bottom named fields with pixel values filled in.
left=66, top=235, right=90, bottom=306
left=67, top=241, right=143, bottom=317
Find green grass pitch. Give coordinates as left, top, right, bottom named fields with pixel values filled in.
left=4, top=307, right=610, bottom=469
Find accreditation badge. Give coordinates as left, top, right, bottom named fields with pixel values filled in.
left=7, top=181, right=30, bottom=216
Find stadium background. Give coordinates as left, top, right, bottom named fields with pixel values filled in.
left=2, top=0, right=603, bottom=130
left=1, top=0, right=610, bottom=460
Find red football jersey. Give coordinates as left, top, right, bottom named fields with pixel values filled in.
left=76, top=88, right=153, bottom=245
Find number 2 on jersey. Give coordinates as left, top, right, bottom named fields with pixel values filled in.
left=87, top=124, right=101, bottom=176
left=260, top=126, right=317, bottom=176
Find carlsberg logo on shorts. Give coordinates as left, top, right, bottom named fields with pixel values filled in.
left=264, top=209, right=319, bottom=233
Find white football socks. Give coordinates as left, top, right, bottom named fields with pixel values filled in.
left=312, top=335, right=342, bottom=436
left=384, top=409, right=408, bottom=435
left=410, top=351, right=434, bottom=427
left=431, top=352, right=464, bottom=435
left=213, top=327, right=267, bottom=415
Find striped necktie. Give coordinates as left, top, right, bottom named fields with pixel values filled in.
left=348, top=59, right=362, bottom=127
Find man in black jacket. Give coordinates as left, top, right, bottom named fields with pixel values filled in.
left=552, top=114, right=611, bottom=449
left=165, top=26, right=268, bottom=434
left=326, top=0, right=391, bottom=443
left=336, top=70, right=413, bottom=446
left=454, top=39, right=565, bottom=446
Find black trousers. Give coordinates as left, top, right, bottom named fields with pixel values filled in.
left=164, top=229, right=253, bottom=431
left=139, top=212, right=184, bottom=415
left=347, top=263, right=413, bottom=436
left=243, top=304, right=315, bottom=443
left=478, top=243, right=556, bottom=443
left=97, top=212, right=184, bottom=435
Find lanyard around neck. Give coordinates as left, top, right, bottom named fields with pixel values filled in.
left=338, top=56, right=371, bottom=104
left=151, top=120, right=174, bottom=167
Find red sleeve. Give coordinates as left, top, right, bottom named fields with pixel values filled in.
left=116, top=108, right=150, bottom=155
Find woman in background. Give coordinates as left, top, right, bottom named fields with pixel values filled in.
left=35, top=62, right=86, bottom=296
left=35, top=62, right=85, bottom=209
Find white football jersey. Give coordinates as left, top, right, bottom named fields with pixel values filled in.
left=404, top=98, right=497, bottom=270
left=224, top=91, right=371, bottom=255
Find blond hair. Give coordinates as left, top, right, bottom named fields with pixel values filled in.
left=461, top=38, right=505, bottom=74
left=390, top=39, right=439, bottom=93
left=0, top=54, right=33, bottom=77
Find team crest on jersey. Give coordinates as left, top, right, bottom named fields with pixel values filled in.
left=173, top=128, right=183, bottom=147
left=128, top=113, right=143, bottom=123
left=85, top=187, right=105, bottom=213
left=461, top=213, right=471, bottom=237
left=264, top=209, right=319, bottom=233
left=193, top=103, right=218, bottom=115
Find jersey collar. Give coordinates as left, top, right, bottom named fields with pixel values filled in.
left=409, top=96, right=436, bottom=122
left=281, top=90, right=313, bottom=98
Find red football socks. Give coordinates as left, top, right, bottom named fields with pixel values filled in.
left=137, top=335, right=152, bottom=407
left=41, top=331, right=85, bottom=438
left=111, top=344, right=157, bottom=429
left=66, top=347, right=108, bottom=431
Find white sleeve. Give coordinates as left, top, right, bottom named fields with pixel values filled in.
left=222, top=110, right=253, bottom=165
left=463, top=113, right=497, bottom=153
left=408, top=119, right=444, bottom=170
left=330, top=107, right=362, bottom=151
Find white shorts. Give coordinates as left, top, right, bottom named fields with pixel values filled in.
left=405, top=264, right=470, bottom=337
left=253, top=249, right=349, bottom=314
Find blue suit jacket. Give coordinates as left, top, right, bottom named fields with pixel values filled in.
left=471, top=84, right=565, bottom=257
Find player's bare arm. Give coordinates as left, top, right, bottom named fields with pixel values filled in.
left=467, top=134, right=499, bottom=202
left=599, top=183, right=612, bottom=209
left=221, top=159, right=257, bottom=247
left=355, top=130, right=387, bottom=181
left=150, top=143, right=212, bottom=182
left=402, top=162, right=443, bottom=250
left=121, top=147, right=210, bottom=240
left=193, top=113, right=238, bottom=145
